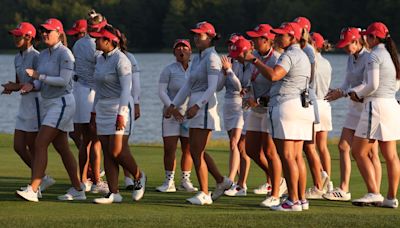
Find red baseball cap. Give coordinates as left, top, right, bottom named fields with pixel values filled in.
left=173, top=39, right=191, bottom=50
left=226, top=33, right=244, bottom=44
left=294, top=16, right=311, bottom=32
left=246, top=24, right=275, bottom=40
left=66, top=19, right=87, bottom=35
left=361, top=22, right=389, bottom=39
left=9, top=22, right=36, bottom=38
left=312, top=32, right=325, bottom=49
left=336, top=27, right=361, bottom=48
left=229, top=38, right=252, bottom=58
left=272, top=22, right=302, bottom=40
left=191, top=21, right=216, bottom=37
left=41, top=18, right=64, bottom=33
left=89, top=28, right=119, bottom=43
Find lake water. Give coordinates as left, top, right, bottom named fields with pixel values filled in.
left=0, top=53, right=392, bottom=143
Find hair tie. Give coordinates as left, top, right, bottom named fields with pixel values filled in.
left=387, top=33, right=391, bottom=38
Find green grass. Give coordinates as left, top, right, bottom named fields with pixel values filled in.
left=0, top=134, right=399, bottom=227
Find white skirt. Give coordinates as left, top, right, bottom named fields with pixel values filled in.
left=162, top=116, right=189, bottom=138
left=15, top=92, right=41, bottom=132
left=40, top=93, right=75, bottom=132
left=269, top=98, right=314, bottom=140
left=95, top=97, right=133, bottom=135
left=355, top=98, right=400, bottom=141
left=73, top=82, right=95, bottom=124
left=245, top=109, right=269, bottom=133
left=314, top=99, right=332, bottom=132
left=241, top=110, right=250, bottom=135
left=187, top=92, right=221, bottom=131
left=343, top=100, right=363, bottom=130
left=223, top=97, right=244, bottom=131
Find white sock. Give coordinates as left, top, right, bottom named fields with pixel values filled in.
left=165, top=170, right=175, bottom=181
left=181, top=171, right=191, bottom=181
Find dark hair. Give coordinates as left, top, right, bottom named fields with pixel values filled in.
left=103, top=25, right=128, bottom=53
left=210, top=33, right=221, bottom=46
left=380, top=36, right=400, bottom=79
left=317, top=41, right=333, bottom=53
left=300, top=28, right=311, bottom=48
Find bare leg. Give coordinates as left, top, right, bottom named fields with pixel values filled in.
left=163, top=136, right=179, bottom=172
left=227, top=128, right=242, bottom=181
left=378, top=141, right=399, bottom=199
left=303, top=137, right=323, bottom=189
left=274, top=139, right=299, bottom=202
left=237, top=134, right=250, bottom=188
left=245, top=131, right=269, bottom=181
left=262, top=133, right=282, bottom=198
left=351, top=136, right=378, bottom=193
left=180, top=136, right=193, bottom=171
left=99, top=135, right=119, bottom=193
left=52, top=132, right=81, bottom=190
left=316, top=131, right=331, bottom=176
left=369, top=141, right=382, bottom=191
left=13, top=130, right=32, bottom=168
left=189, top=128, right=212, bottom=194
left=338, top=128, right=354, bottom=192
left=296, top=140, right=307, bottom=200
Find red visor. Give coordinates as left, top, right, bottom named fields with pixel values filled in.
left=272, top=22, right=302, bottom=40
left=361, top=22, right=389, bottom=39
left=246, top=24, right=275, bottom=40
left=41, top=18, right=64, bottom=33
left=66, top=19, right=87, bottom=35
left=229, top=38, right=252, bottom=58
left=89, top=29, right=119, bottom=43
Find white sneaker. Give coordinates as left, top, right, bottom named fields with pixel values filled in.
left=178, top=179, right=198, bottom=192
left=321, top=171, right=330, bottom=192
left=382, top=198, right=399, bottom=209
left=323, top=187, right=351, bottom=201
left=83, top=180, right=93, bottom=192
left=57, top=185, right=86, bottom=201
left=224, top=184, right=247, bottom=197
left=132, top=172, right=146, bottom=201
left=99, top=169, right=105, bottom=178
left=91, top=181, right=109, bottom=194
left=301, top=199, right=309, bottom=210
left=16, top=185, right=39, bottom=202
left=352, top=193, right=384, bottom=207
left=93, top=192, right=122, bottom=204
left=20, top=186, right=42, bottom=198
left=306, top=186, right=324, bottom=199
left=278, top=178, right=288, bottom=197
left=187, top=191, right=212, bottom=205
left=212, top=176, right=233, bottom=200
left=156, top=180, right=176, bottom=192
left=125, top=176, right=134, bottom=190
left=253, top=182, right=272, bottom=195
left=271, top=200, right=302, bottom=212
left=260, top=196, right=280, bottom=208
left=40, top=175, right=56, bottom=191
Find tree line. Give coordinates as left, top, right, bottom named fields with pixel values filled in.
left=1, top=0, right=399, bottom=52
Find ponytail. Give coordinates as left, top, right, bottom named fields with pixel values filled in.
left=115, top=29, right=128, bottom=53
left=318, top=41, right=333, bottom=53
left=300, top=28, right=310, bottom=49
left=210, top=33, right=221, bottom=46
left=60, top=33, right=68, bottom=47
left=384, top=36, right=400, bottom=80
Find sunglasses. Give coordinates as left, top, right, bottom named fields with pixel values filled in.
left=39, top=27, right=55, bottom=34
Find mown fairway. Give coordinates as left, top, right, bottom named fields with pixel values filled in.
left=0, top=134, right=399, bottom=227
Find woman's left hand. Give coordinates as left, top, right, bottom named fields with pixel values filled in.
left=134, top=104, right=141, bottom=120
left=116, top=115, right=126, bottom=131
left=25, top=69, right=40, bottom=79
left=348, top=91, right=363, bottom=103
left=186, top=104, right=200, bottom=119
left=221, top=55, right=232, bottom=72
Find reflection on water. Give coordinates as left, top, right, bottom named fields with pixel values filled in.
left=0, top=53, right=384, bottom=143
